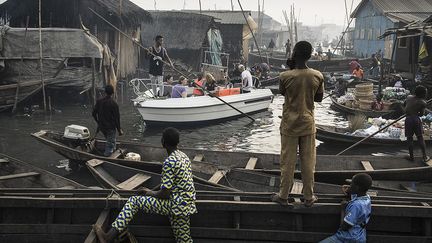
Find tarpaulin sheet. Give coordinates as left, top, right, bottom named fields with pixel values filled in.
left=0, top=26, right=103, bottom=59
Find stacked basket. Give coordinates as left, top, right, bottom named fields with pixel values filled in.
left=355, top=83, right=374, bottom=110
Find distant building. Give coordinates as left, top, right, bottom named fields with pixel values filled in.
left=182, top=10, right=254, bottom=66
left=351, top=0, right=432, bottom=67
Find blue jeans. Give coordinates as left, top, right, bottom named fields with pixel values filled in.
left=103, top=129, right=116, bottom=157
left=319, top=235, right=344, bottom=243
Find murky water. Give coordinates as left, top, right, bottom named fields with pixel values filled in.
left=0, top=88, right=409, bottom=185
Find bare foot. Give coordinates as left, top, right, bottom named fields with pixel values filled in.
left=93, top=224, right=109, bottom=243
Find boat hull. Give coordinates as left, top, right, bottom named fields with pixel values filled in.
left=135, top=89, right=273, bottom=123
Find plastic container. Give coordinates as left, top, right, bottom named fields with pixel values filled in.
left=125, top=152, right=141, bottom=161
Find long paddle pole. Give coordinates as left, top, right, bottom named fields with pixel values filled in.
left=193, top=82, right=255, bottom=122
left=336, top=98, right=432, bottom=155
left=89, top=8, right=255, bottom=122
left=88, top=8, right=193, bottom=79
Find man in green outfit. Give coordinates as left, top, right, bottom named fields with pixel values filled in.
left=272, top=41, right=324, bottom=207
left=94, top=127, right=196, bottom=243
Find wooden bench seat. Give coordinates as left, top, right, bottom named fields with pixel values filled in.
left=245, top=157, right=258, bottom=170
left=361, top=161, right=374, bottom=171
left=117, top=173, right=151, bottom=190
left=109, top=149, right=126, bottom=159
left=193, top=154, right=204, bottom=162
left=208, top=170, right=226, bottom=184
left=0, top=172, right=40, bottom=180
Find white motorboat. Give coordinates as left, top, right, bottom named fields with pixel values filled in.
left=133, top=89, right=274, bottom=124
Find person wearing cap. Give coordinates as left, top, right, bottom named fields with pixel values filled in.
left=239, top=65, right=253, bottom=93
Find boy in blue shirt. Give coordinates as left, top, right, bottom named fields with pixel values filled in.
left=319, top=173, right=372, bottom=243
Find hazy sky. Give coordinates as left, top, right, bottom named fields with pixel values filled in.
left=0, top=0, right=362, bottom=26
left=131, top=0, right=362, bottom=26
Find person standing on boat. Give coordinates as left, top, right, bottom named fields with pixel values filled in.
left=171, top=76, right=188, bottom=98
left=319, top=173, right=372, bottom=243
left=404, top=85, right=431, bottom=163
left=239, top=65, right=253, bottom=93
left=147, top=35, right=173, bottom=97
left=268, top=39, right=275, bottom=57
left=285, top=39, right=291, bottom=58
left=272, top=41, right=324, bottom=207
left=370, top=54, right=380, bottom=77
left=92, top=84, right=124, bottom=157
left=93, top=127, right=197, bottom=243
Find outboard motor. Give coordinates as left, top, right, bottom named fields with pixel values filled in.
left=63, top=125, right=91, bottom=149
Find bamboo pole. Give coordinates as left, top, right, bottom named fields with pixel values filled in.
left=39, top=0, right=47, bottom=112
left=237, top=0, right=264, bottom=63
left=12, top=16, right=30, bottom=114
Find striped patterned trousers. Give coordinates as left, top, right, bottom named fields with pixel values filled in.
left=112, top=196, right=192, bottom=243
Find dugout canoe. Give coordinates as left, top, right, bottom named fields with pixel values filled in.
left=330, top=96, right=394, bottom=118
left=85, top=159, right=236, bottom=192
left=86, top=158, right=432, bottom=199
left=316, top=124, right=432, bottom=146
left=32, top=130, right=432, bottom=184
left=0, top=153, right=86, bottom=189
left=0, top=191, right=431, bottom=243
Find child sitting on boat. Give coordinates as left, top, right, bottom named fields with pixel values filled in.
left=319, top=173, right=372, bottom=243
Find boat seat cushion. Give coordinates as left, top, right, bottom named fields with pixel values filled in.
left=117, top=173, right=151, bottom=190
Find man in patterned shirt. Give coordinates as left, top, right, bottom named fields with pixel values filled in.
left=94, top=127, right=197, bottom=243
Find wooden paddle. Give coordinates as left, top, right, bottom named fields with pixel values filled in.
left=336, top=97, right=432, bottom=156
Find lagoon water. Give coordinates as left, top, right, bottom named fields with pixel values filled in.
left=0, top=88, right=408, bottom=186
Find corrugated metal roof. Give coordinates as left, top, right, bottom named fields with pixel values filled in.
left=351, top=0, right=432, bottom=23
left=182, top=10, right=249, bottom=25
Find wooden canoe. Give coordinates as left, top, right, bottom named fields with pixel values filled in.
left=86, top=158, right=432, bottom=199
left=85, top=159, right=237, bottom=192
left=316, top=124, right=432, bottom=146
left=0, top=191, right=431, bottom=242
left=32, top=130, right=432, bottom=184
left=330, top=96, right=394, bottom=118
left=0, top=153, right=86, bottom=189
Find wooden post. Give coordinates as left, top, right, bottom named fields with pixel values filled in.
left=411, top=37, right=416, bottom=82
left=199, top=0, right=202, bottom=13
left=92, top=58, right=96, bottom=106
left=12, top=16, right=30, bottom=114
left=389, top=37, right=398, bottom=73
left=39, top=0, right=47, bottom=112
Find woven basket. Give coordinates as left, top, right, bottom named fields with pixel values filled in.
left=359, top=99, right=373, bottom=110
left=355, top=83, right=373, bottom=93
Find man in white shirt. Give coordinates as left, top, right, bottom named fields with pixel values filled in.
left=239, top=64, right=253, bottom=93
